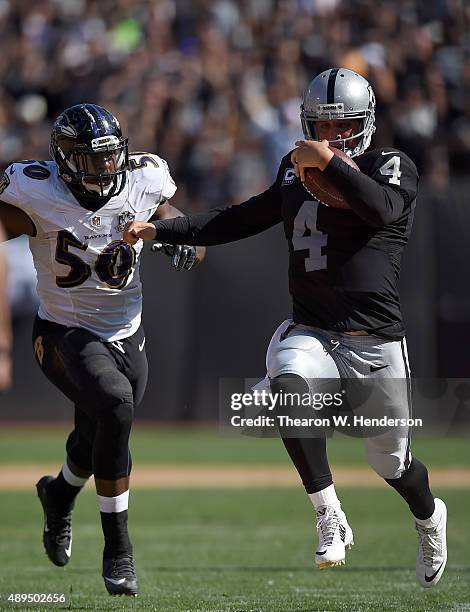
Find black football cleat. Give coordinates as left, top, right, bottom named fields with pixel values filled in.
left=103, top=552, right=138, bottom=596
left=36, top=475, right=73, bottom=567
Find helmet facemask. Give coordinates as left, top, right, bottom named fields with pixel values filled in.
left=300, top=70, right=377, bottom=158
left=56, top=135, right=128, bottom=199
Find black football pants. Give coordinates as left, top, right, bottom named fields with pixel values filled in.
left=32, top=316, right=148, bottom=480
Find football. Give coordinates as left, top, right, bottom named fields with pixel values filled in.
left=303, top=146, right=359, bottom=209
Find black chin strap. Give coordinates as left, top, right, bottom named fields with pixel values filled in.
left=60, top=170, right=127, bottom=211
left=77, top=196, right=112, bottom=212
left=68, top=184, right=112, bottom=212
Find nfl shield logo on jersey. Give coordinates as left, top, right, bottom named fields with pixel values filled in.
left=91, top=215, right=101, bottom=228
left=116, top=211, right=135, bottom=232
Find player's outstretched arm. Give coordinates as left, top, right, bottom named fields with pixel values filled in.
left=0, top=200, right=36, bottom=240
left=123, top=181, right=283, bottom=248
left=151, top=200, right=206, bottom=270
left=0, top=219, right=12, bottom=391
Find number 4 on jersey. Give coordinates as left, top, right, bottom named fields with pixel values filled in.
left=293, top=201, right=327, bottom=272
left=379, top=155, right=401, bottom=185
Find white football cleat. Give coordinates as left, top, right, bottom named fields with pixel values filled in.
left=315, top=505, right=354, bottom=569
left=415, top=498, right=447, bottom=588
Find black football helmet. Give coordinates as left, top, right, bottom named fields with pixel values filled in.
left=50, top=103, right=129, bottom=201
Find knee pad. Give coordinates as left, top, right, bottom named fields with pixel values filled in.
left=270, top=373, right=311, bottom=420
left=100, top=401, right=134, bottom=431
left=94, top=374, right=134, bottom=434
left=365, top=432, right=410, bottom=479
left=366, top=449, right=407, bottom=480
left=93, top=370, right=134, bottom=417
left=270, top=373, right=310, bottom=395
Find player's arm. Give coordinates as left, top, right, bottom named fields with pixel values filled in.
left=0, top=200, right=36, bottom=240
left=0, top=220, right=12, bottom=390
left=149, top=200, right=206, bottom=269
left=292, top=140, right=417, bottom=227
left=124, top=180, right=283, bottom=247
left=322, top=153, right=416, bottom=227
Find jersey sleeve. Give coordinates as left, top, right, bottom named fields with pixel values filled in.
left=323, top=149, right=418, bottom=227
left=369, top=149, right=418, bottom=206
left=128, top=153, right=177, bottom=218
left=159, top=158, right=177, bottom=201
left=0, top=164, right=42, bottom=235
left=0, top=166, right=23, bottom=208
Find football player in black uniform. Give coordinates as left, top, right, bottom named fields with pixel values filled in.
left=124, top=68, right=447, bottom=588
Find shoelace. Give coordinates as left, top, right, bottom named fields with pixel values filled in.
left=110, top=554, right=136, bottom=578
left=416, top=524, right=441, bottom=566
left=48, top=510, right=72, bottom=546
left=316, top=507, right=341, bottom=547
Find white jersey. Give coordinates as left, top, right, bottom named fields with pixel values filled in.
left=0, top=153, right=176, bottom=341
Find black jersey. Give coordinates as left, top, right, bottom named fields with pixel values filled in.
left=154, top=147, right=418, bottom=339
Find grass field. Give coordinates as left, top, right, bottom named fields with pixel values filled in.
left=1, top=424, right=469, bottom=467
left=0, top=427, right=468, bottom=612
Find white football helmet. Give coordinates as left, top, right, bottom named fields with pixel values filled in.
left=300, top=68, right=376, bottom=157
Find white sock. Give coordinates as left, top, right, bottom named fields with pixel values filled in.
left=415, top=499, right=440, bottom=528
left=97, top=490, right=129, bottom=514
left=62, top=460, right=90, bottom=488
left=308, top=484, right=341, bottom=511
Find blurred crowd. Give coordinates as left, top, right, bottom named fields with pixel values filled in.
left=0, top=0, right=469, bottom=212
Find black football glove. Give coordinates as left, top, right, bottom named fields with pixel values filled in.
left=151, top=242, right=197, bottom=271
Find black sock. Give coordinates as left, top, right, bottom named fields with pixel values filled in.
left=271, top=374, right=333, bottom=494
left=47, top=471, right=82, bottom=513
left=281, top=437, right=333, bottom=493
left=385, top=457, right=435, bottom=520
left=100, top=510, right=132, bottom=556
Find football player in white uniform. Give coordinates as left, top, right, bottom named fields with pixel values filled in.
left=0, top=103, right=205, bottom=596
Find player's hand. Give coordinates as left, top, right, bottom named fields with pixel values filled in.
left=151, top=243, right=197, bottom=271
left=291, top=140, right=334, bottom=180
left=123, top=221, right=156, bottom=245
